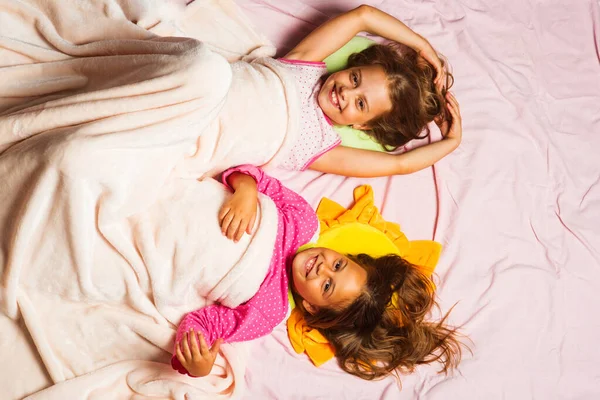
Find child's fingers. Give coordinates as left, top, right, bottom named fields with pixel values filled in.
left=235, top=219, right=247, bottom=242
left=221, top=212, right=235, bottom=236
left=218, top=206, right=230, bottom=222
left=450, top=96, right=459, bottom=110
left=226, top=216, right=241, bottom=240
left=175, top=342, right=186, bottom=364
left=453, top=103, right=462, bottom=119
left=449, top=94, right=461, bottom=115
left=445, top=94, right=459, bottom=114
left=189, top=329, right=201, bottom=358
left=447, top=102, right=460, bottom=121
left=181, top=332, right=192, bottom=360
left=247, top=212, right=257, bottom=235
left=447, top=92, right=459, bottom=108
left=198, top=332, right=210, bottom=356
left=220, top=209, right=231, bottom=226
left=210, top=338, right=223, bottom=357
left=446, top=108, right=461, bottom=134
left=446, top=99, right=456, bottom=112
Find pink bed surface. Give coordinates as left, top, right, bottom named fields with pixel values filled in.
left=234, top=1, right=600, bottom=399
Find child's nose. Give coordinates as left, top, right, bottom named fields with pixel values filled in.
left=341, top=86, right=358, bottom=101
left=338, top=85, right=346, bottom=101
left=323, top=263, right=335, bottom=275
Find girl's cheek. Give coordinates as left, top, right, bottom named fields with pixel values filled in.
left=305, top=281, right=313, bottom=297
left=308, top=282, right=319, bottom=300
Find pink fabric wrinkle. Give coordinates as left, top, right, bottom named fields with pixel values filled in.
left=237, top=1, right=600, bottom=398
left=554, top=210, right=599, bottom=261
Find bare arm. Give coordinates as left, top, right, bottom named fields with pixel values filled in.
left=285, top=5, right=429, bottom=62
left=308, top=139, right=458, bottom=177
left=285, top=5, right=445, bottom=89
left=309, top=92, right=462, bottom=177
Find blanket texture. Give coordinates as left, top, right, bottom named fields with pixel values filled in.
left=0, top=0, right=294, bottom=398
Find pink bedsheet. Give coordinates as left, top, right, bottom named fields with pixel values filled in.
left=235, top=1, right=600, bottom=399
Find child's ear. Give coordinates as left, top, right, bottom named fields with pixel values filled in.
left=302, top=300, right=318, bottom=315
left=351, top=123, right=370, bottom=130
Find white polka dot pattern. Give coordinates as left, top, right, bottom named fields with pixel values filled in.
left=171, top=165, right=319, bottom=376
left=275, top=59, right=341, bottom=171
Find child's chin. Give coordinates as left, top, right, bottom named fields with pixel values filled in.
left=290, top=253, right=303, bottom=279
left=292, top=250, right=313, bottom=280
left=289, top=268, right=301, bottom=293
left=316, top=93, right=327, bottom=112
left=318, top=102, right=339, bottom=124
left=323, top=110, right=335, bottom=121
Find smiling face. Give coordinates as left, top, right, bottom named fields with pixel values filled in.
left=317, top=65, right=393, bottom=129
left=291, top=247, right=368, bottom=313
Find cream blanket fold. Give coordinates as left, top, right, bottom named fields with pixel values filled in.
left=0, top=0, right=292, bottom=398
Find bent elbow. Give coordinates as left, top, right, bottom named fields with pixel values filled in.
left=354, top=4, right=378, bottom=32
left=356, top=4, right=374, bottom=13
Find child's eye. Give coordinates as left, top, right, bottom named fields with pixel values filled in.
left=352, top=73, right=358, bottom=87
left=358, top=99, right=365, bottom=110
left=324, top=280, right=331, bottom=292
left=334, top=261, right=341, bottom=271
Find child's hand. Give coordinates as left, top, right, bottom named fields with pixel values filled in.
left=435, top=92, right=462, bottom=144
left=218, top=186, right=258, bottom=242
left=175, top=329, right=223, bottom=378
left=419, top=45, right=446, bottom=92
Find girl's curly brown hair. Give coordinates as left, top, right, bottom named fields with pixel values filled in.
left=347, top=44, right=454, bottom=150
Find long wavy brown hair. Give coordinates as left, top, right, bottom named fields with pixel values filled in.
left=295, top=254, right=464, bottom=381
left=347, top=43, right=454, bottom=150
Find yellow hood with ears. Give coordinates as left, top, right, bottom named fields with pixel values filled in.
left=287, top=185, right=442, bottom=366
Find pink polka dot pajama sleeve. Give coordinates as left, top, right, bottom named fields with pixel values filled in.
left=171, top=165, right=318, bottom=376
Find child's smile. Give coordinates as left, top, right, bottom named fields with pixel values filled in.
left=304, top=254, right=318, bottom=278
left=329, top=84, right=341, bottom=111
left=291, top=247, right=367, bottom=311
left=317, top=65, right=393, bottom=129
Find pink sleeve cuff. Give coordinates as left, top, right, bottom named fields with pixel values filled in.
left=171, top=355, right=191, bottom=376
left=221, top=165, right=264, bottom=189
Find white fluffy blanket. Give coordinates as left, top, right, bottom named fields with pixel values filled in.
left=0, top=0, right=292, bottom=398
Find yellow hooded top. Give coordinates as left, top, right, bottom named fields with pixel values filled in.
left=287, top=185, right=442, bottom=366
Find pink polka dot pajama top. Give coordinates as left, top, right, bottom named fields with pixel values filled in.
left=171, top=164, right=318, bottom=376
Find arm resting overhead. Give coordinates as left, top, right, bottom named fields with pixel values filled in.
left=308, top=138, right=459, bottom=177
left=285, top=5, right=430, bottom=62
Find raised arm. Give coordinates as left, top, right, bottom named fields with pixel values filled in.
left=309, top=92, right=462, bottom=177
left=285, top=5, right=430, bottom=63
left=308, top=140, right=455, bottom=177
